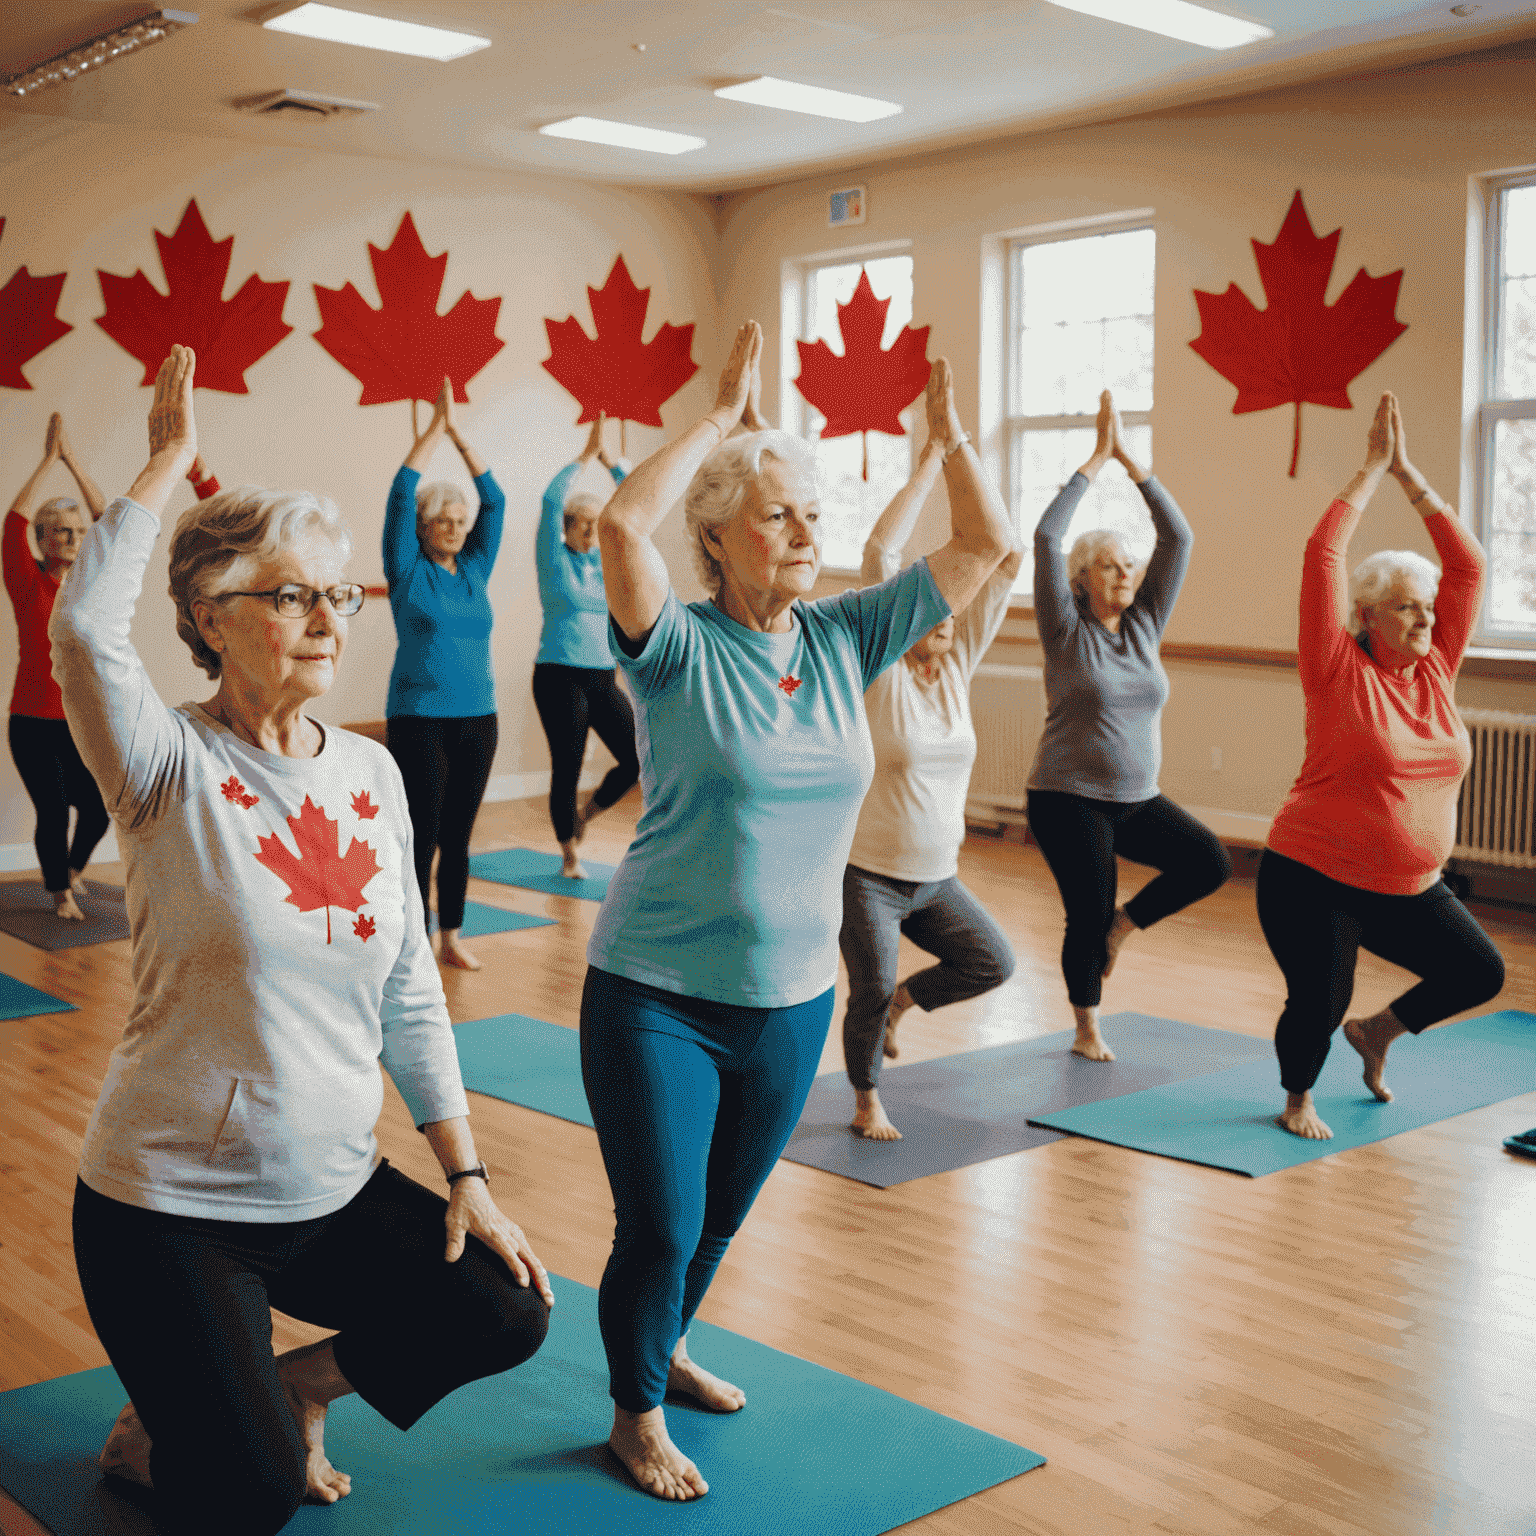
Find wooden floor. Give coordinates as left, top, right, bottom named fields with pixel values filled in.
left=2, top=793, right=1533, bottom=1536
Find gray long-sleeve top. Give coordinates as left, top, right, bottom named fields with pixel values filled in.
left=1026, top=472, right=1192, bottom=803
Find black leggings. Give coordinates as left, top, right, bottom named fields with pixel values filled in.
left=530, top=663, right=640, bottom=844
left=1026, top=789, right=1232, bottom=1008
left=387, top=713, right=497, bottom=932
left=1255, top=849, right=1507, bottom=1094
left=72, top=1163, right=549, bottom=1536
left=7, top=714, right=110, bottom=892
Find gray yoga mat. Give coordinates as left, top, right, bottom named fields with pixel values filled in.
left=781, top=1013, right=1274, bottom=1188
left=0, top=880, right=131, bottom=951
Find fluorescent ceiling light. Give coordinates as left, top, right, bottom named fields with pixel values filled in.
left=1043, top=0, right=1273, bottom=49
left=714, top=75, right=901, bottom=122
left=262, top=3, right=490, bottom=61
left=539, top=116, right=705, bottom=155
left=4, top=9, right=198, bottom=98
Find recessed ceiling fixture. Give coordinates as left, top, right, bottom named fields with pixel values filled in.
left=261, top=3, right=490, bottom=62
left=539, top=117, right=705, bottom=156
left=4, top=8, right=198, bottom=98
left=714, top=76, right=901, bottom=122
left=1043, top=0, right=1273, bottom=49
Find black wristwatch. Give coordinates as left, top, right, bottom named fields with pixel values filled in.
left=446, top=1161, right=489, bottom=1188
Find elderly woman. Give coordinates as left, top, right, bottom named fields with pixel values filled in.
left=384, top=380, right=505, bottom=970
left=1259, top=393, right=1506, bottom=1140
left=533, top=411, right=640, bottom=878
left=838, top=370, right=1021, bottom=1141
left=52, top=347, right=552, bottom=1536
left=1026, top=391, right=1231, bottom=1062
left=581, top=324, right=1009, bottom=1501
left=4, top=412, right=110, bottom=920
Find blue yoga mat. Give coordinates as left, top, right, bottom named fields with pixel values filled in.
left=0, top=971, right=77, bottom=1021
left=468, top=847, right=615, bottom=902
left=456, top=1013, right=593, bottom=1128
left=0, top=1275, right=1043, bottom=1536
left=429, top=901, right=555, bottom=939
left=1029, top=1010, right=1536, bottom=1177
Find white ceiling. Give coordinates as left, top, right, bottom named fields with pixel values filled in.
left=3, top=1, right=1536, bottom=193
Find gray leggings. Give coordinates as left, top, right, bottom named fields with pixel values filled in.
left=838, top=864, right=1016, bottom=1091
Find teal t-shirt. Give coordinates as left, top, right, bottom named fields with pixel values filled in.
left=586, top=559, right=949, bottom=1008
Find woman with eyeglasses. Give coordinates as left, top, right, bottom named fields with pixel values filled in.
left=383, top=379, right=506, bottom=969
left=51, top=347, right=553, bottom=1536
left=4, top=411, right=111, bottom=919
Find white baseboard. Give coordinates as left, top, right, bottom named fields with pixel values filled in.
left=1179, top=806, right=1273, bottom=844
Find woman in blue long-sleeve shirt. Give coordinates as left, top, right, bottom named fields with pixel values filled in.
left=384, top=381, right=505, bottom=970
left=532, top=412, right=640, bottom=878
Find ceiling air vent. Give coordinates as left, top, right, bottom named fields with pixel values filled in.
left=238, top=88, right=378, bottom=119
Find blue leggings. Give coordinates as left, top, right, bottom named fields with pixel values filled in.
left=579, top=965, right=834, bottom=1412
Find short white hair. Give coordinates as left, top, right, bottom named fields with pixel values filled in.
left=563, top=490, right=605, bottom=528
left=1348, top=549, right=1441, bottom=636
left=415, top=480, right=476, bottom=533
left=684, top=430, right=817, bottom=595
left=1066, top=528, right=1146, bottom=601
left=33, top=496, right=83, bottom=534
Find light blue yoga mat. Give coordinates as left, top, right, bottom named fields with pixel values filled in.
left=468, top=847, right=615, bottom=902
left=429, top=901, right=555, bottom=938
left=1029, top=1010, right=1536, bottom=1177
left=0, top=1275, right=1043, bottom=1536
left=455, top=1013, right=593, bottom=1129
left=0, top=971, right=77, bottom=1021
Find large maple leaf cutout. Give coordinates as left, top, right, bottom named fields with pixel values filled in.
left=255, top=795, right=381, bottom=945
left=313, top=212, right=505, bottom=405
left=0, top=217, right=74, bottom=390
left=95, top=200, right=292, bottom=394
left=1189, top=190, right=1408, bottom=476
left=542, top=255, right=699, bottom=429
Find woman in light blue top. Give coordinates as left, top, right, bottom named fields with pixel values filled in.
left=532, top=411, right=639, bottom=877
left=582, top=328, right=1010, bottom=1502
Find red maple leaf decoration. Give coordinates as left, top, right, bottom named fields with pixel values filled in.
left=313, top=212, right=505, bottom=405
left=254, top=795, right=381, bottom=945
left=0, top=217, right=73, bottom=390
left=220, top=774, right=259, bottom=810
left=1189, top=190, right=1408, bottom=477
left=351, top=789, right=380, bottom=821
left=777, top=675, right=802, bottom=697
left=95, top=200, right=292, bottom=394
left=542, top=255, right=699, bottom=428
left=353, top=912, right=377, bottom=943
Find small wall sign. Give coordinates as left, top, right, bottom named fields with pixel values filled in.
left=828, top=187, right=865, bottom=228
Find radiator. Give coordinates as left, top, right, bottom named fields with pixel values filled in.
left=968, top=663, right=1044, bottom=811
left=1456, top=708, right=1536, bottom=870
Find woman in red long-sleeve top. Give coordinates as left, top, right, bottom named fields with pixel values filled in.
left=4, top=413, right=111, bottom=920
left=1258, top=394, right=1506, bottom=1141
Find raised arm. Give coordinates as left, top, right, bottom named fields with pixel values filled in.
left=921, top=359, right=1009, bottom=614
left=54, top=417, right=106, bottom=521
left=861, top=438, right=945, bottom=587
left=4, top=424, right=60, bottom=605
left=1127, top=402, right=1192, bottom=633
left=8, top=418, right=60, bottom=520
left=384, top=390, right=448, bottom=585
left=600, top=320, right=760, bottom=640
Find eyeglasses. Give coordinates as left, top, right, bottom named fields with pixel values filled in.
left=221, top=583, right=366, bottom=618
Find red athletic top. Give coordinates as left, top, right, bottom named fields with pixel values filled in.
left=1267, top=498, right=1484, bottom=896
left=3, top=510, right=65, bottom=719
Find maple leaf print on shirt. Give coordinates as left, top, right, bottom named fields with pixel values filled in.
left=255, top=795, right=381, bottom=944
left=351, top=789, right=380, bottom=821
left=777, top=675, right=803, bottom=698
left=220, top=775, right=259, bottom=809
left=353, top=913, right=377, bottom=943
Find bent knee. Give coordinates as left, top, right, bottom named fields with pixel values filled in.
left=482, top=1281, right=552, bottom=1371
left=1466, top=948, right=1506, bottom=1006
left=1199, top=838, right=1234, bottom=893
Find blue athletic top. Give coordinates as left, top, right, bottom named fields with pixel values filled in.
left=535, top=461, right=626, bottom=670
left=384, top=466, right=505, bottom=719
left=587, top=559, right=950, bottom=1008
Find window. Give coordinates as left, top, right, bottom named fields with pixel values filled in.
left=1005, top=220, right=1155, bottom=598
left=791, top=252, right=915, bottom=571
left=1479, top=173, right=1536, bottom=645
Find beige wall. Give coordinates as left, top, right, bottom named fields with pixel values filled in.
left=0, top=112, right=718, bottom=854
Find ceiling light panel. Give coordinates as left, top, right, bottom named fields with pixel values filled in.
left=1043, top=0, right=1273, bottom=49
left=4, top=9, right=198, bottom=98
left=539, top=117, right=705, bottom=156
left=714, top=76, right=901, bottom=122
left=262, top=4, right=490, bottom=61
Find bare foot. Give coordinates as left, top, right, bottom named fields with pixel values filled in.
left=1071, top=1005, right=1115, bottom=1061
left=1343, top=1017, right=1395, bottom=1102
left=574, top=792, right=607, bottom=842
left=54, top=890, right=85, bottom=921
left=438, top=930, right=482, bottom=971
left=609, top=1407, right=708, bottom=1501
left=69, top=868, right=90, bottom=898
left=1278, top=1092, right=1333, bottom=1140
left=559, top=839, right=587, bottom=880
left=98, top=1402, right=153, bottom=1488
left=667, top=1335, right=745, bottom=1411
left=1102, top=907, right=1136, bottom=978
left=851, top=1088, right=902, bottom=1140
left=882, top=983, right=914, bottom=1060
left=276, top=1347, right=352, bottom=1505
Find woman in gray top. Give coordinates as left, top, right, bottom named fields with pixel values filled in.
left=1026, top=392, right=1230, bottom=1061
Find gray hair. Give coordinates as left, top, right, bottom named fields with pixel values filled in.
left=415, top=480, right=476, bottom=533
left=1348, top=549, right=1441, bottom=636
left=33, top=496, right=84, bottom=534
left=684, top=430, right=818, bottom=595
left=563, top=490, right=605, bottom=530
left=168, top=487, right=352, bottom=679
left=1066, top=528, right=1145, bottom=602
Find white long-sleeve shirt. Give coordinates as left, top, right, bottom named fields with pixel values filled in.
left=51, top=497, right=469, bottom=1221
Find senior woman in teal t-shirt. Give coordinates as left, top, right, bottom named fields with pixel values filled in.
left=581, top=325, right=1010, bottom=1502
